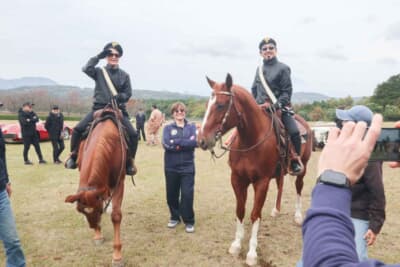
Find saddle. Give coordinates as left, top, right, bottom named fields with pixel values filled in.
left=264, top=107, right=309, bottom=176
left=82, top=106, right=129, bottom=148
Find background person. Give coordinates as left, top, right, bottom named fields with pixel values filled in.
left=45, top=105, right=65, bottom=164
left=135, top=107, right=146, bottom=142
left=162, top=102, right=197, bottom=233
left=146, top=104, right=163, bottom=145
left=0, top=125, right=26, bottom=267
left=65, top=42, right=138, bottom=175
left=251, top=36, right=302, bottom=174
left=335, top=105, right=386, bottom=261
left=18, top=102, right=46, bottom=165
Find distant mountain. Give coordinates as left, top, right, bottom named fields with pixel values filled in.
left=0, top=85, right=206, bottom=100
left=0, top=77, right=58, bottom=89
left=292, top=92, right=331, bottom=104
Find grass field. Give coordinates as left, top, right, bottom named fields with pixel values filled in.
left=1, top=121, right=400, bottom=267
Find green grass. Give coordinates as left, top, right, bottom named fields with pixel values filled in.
left=1, top=127, right=400, bottom=266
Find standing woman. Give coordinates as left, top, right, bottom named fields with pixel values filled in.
left=162, top=102, right=197, bottom=233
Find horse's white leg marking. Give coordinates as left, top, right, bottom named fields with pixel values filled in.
left=201, top=95, right=216, bottom=133
left=229, top=218, right=244, bottom=256
left=246, top=218, right=260, bottom=266
left=294, top=194, right=303, bottom=225
left=271, top=200, right=280, bottom=217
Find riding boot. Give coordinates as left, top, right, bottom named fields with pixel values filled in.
left=290, top=133, right=302, bottom=174
left=65, top=130, right=81, bottom=169
left=126, top=146, right=137, bottom=175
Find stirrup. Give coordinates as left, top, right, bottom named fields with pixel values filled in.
left=288, top=159, right=304, bottom=176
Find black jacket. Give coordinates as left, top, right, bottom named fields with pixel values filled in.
left=82, top=56, right=132, bottom=112
left=351, top=161, right=386, bottom=234
left=0, top=130, right=9, bottom=191
left=18, top=108, right=39, bottom=137
left=135, top=111, right=146, bottom=126
left=251, top=57, right=292, bottom=106
left=45, top=112, right=64, bottom=139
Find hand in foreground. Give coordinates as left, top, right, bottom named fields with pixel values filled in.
left=389, top=121, right=400, bottom=168
left=318, top=114, right=382, bottom=184
left=364, top=229, right=377, bottom=246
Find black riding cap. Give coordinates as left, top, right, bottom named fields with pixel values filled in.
left=258, top=37, right=277, bottom=50
left=104, top=42, right=123, bottom=57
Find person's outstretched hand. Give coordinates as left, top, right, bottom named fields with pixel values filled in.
left=318, top=114, right=382, bottom=184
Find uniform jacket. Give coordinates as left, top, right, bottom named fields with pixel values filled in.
left=45, top=112, right=64, bottom=140
left=351, top=161, right=385, bottom=234
left=251, top=57, right=293, bottom=106
left=82, top=56, right=132, bottom=112
left=18, top=108, right=39, bottom=137
left=162, top=120, right=197, bottom=173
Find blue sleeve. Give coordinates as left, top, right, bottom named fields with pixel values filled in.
left=175, top=124, right=197, bottom=150
left=302, top=184, right=389, bottom=267
left=162, top=125, right=179, bottom=151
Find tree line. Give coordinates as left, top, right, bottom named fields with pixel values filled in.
left=0, top=73, right=399, bottom=121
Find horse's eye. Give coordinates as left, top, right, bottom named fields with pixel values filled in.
left=216, top=103, right=225, bottom=110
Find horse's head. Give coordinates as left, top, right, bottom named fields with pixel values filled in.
left=65, top=187, right=106, bottom=229
left=198, top=73, right=238, bottom=150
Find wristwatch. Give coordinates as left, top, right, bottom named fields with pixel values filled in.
left=317, top=169, right=351, bottom=188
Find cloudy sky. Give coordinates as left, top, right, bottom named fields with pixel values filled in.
left=1, top=0, right=399, bottom=97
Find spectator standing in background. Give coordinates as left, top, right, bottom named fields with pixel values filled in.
left=45, top=105, right=65, bottom=164
left=135, top=108, right=146, bottom=142
left=18, top=102, right=46, bottom=165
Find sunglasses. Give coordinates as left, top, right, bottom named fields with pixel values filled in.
left=108, top=53, right=120, bottom=58
left=174, top=109, right=185, bottom=113
left=261, top=46, right=275, bottom=51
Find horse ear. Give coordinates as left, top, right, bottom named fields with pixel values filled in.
left=225, top=73, right=233, bottom=91
left=206, top=76, right=215, bottom=89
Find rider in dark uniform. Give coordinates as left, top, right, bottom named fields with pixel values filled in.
left=65, top=42, right=138, bottom=175
left=18, top=102, right=47, bottom=165
left=251, top=37, right=302, bottom=174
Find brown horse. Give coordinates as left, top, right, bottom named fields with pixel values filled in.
left=65, top=105, right=127, bottom=267
left=197, top=74, right=312, bottom=266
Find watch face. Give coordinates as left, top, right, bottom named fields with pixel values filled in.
left=319, top=170, right=349, bottom=187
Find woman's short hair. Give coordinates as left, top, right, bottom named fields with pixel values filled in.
left=170, top=102, right=186, bottom=115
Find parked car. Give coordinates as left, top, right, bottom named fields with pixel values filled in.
left=311, top=122, right=335, bottom=150
left=1, top=121, right=72, bottom=143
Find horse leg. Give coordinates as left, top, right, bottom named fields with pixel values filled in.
left=271, top=175, right=284, bottom=217
left=294, top=170, right=306, bottom=225
left=246, top=178, right=269, bottom=266
left=228, top=177, right=249, bottom=256
left=111, top=182, right=124, bottom=264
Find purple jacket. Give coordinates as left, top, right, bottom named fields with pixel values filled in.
left=302, top=184, right=399, bottom=267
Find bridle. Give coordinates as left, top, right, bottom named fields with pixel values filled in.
left=208, top=89, right=274, bottom=158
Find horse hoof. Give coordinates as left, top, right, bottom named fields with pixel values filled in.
left=112, top=258, right=124, bottom=267
left=245, top=252, right=257, bottom=266
left=270, top=207, right=280, bottom=217
left=228, top=243, right=241, bottom=256
left=93, top=237, right=105, bottom=245
left=294, top=213, right=303, bottom=225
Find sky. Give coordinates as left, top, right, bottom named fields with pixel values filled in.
left=1, top=0, right=399, bottom=97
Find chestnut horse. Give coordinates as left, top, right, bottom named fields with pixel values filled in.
left=198, top=74, right=312, bottom=266
left=65, top=105, right=127, bottom=267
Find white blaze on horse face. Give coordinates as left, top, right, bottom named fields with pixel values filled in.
left=201, top=94, right=216, bottom=134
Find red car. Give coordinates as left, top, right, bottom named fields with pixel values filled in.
left=1, top=121, right=72, bottom=144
